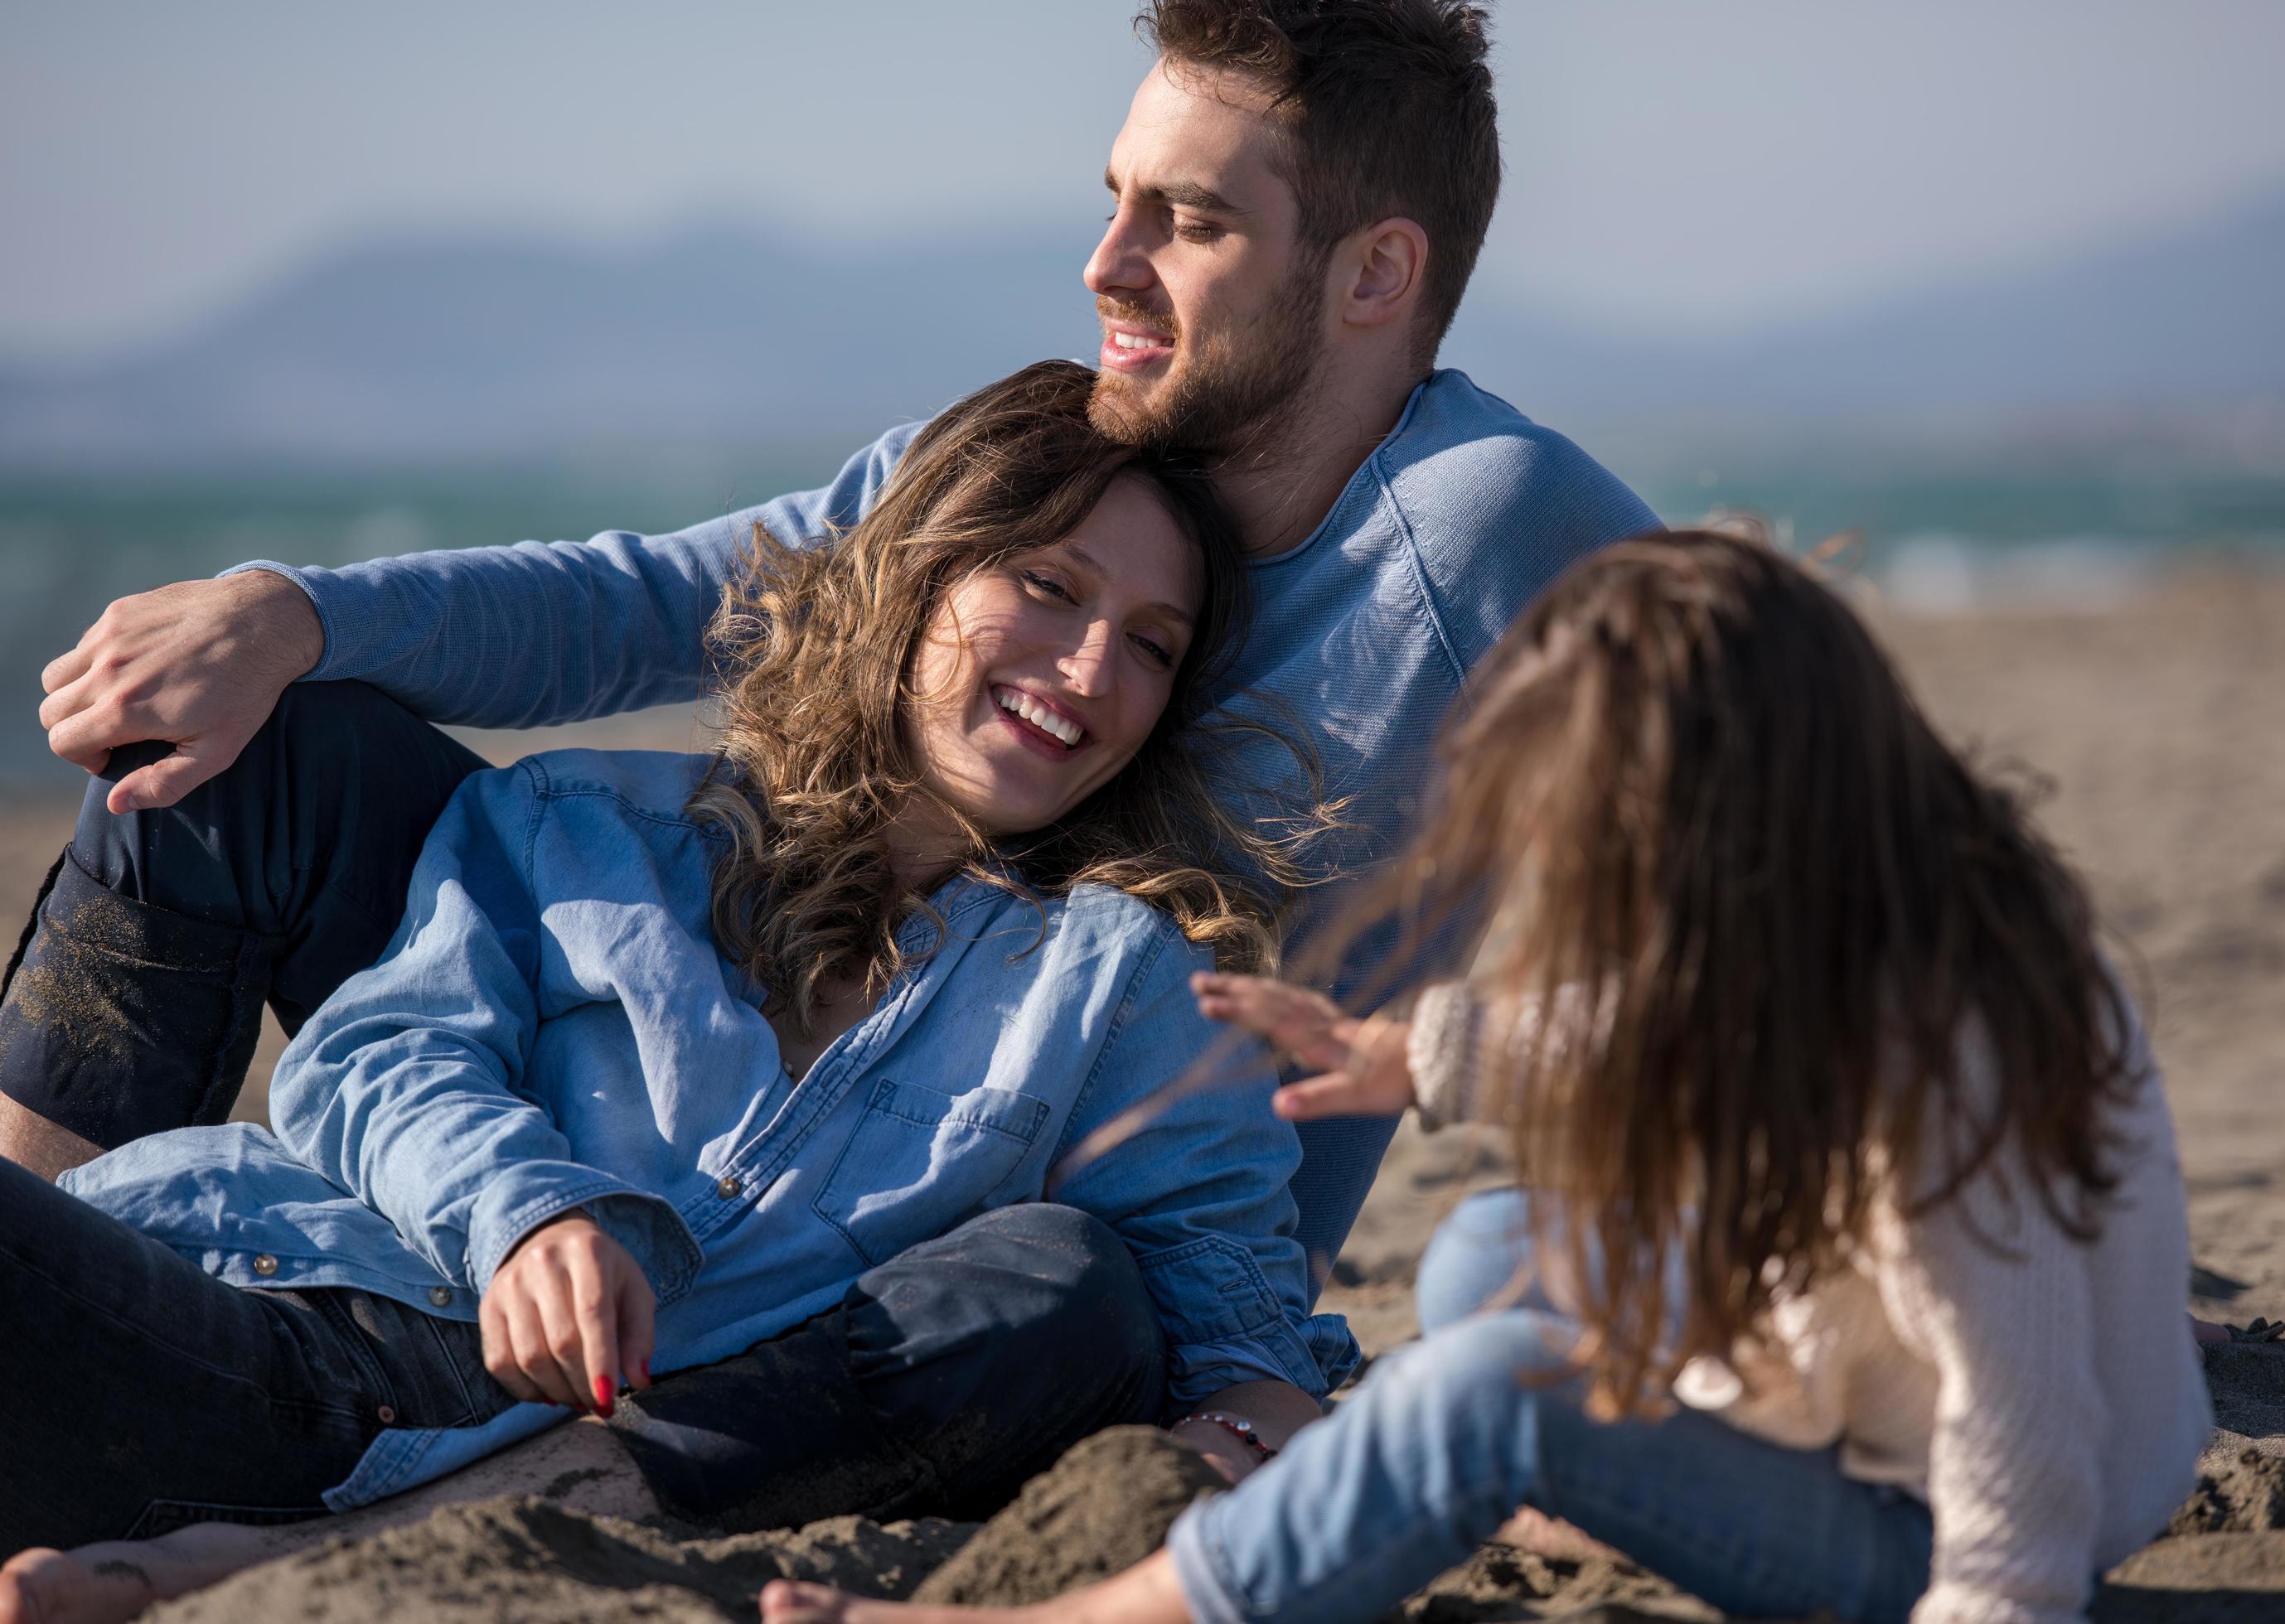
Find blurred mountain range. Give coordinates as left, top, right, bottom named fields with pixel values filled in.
left=3, top=186, right=2282, bottom=471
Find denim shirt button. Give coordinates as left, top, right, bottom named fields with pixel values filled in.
left=252, top=1253, right=278, bottom=1276
left=377, top=1404, right=396, bottom=1424
left=716, top=1174, right=744, bottom=1199
left=428, top=1286, right=453, bottom=1307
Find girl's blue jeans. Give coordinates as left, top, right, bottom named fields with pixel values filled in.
left=1168, top=1187, right=1934, bottom=1624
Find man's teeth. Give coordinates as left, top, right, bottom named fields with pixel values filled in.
left=995, top=688, right=1082, bottom=746
left=1111, top=331, right=1166, bottom=350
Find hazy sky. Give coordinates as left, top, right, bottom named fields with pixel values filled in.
left=7, top=0, right=2285, bottom=362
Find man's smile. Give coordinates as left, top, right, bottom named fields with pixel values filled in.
left=1098, top=317, right=1176, bottom=374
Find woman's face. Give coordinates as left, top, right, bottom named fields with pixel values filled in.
left=906, top=474, right=1203, bottom=839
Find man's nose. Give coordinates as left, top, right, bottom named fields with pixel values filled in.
left=1058, top=620, right=1118, bottom=697
left=1085, top=206, right=1152, bottom=299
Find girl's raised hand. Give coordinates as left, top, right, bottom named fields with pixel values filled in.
left=481, top=1209, right=656, bottom=1418
left=1191, top=972, right=1419, bottom=1121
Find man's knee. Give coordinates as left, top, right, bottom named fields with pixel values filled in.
left=76, top=681, right=483, bottom=957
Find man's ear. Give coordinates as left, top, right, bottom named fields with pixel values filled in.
left=1338, top=217, right=1429, bottom=333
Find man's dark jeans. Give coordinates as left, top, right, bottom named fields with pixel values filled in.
left=1, top=682, right=488, bottom=1146
left=0, top=1158, right=1166, bottom=1553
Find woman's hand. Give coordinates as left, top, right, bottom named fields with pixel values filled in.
left=1190, top=972, right=1418, bottom=1120
left=480, top=1209, right=656, bottom=1417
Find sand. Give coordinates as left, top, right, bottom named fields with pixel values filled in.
left=144, top=1501, right=975, bottom=1623
left=6, top=568, right=2285, bottom=1618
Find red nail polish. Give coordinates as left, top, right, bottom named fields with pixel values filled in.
left=593, top=1374, right=616, bottom=1417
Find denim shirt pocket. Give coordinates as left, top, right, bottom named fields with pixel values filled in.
left=813, top=1078, right=1052, bottom=1268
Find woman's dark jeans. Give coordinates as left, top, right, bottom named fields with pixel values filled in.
left=0, top=1157, right=1166, bottom=1553
left=0, top=1153, right=499, bottom=1549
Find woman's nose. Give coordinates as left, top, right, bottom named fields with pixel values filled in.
left=1058, top=621, right=1118, bottom=696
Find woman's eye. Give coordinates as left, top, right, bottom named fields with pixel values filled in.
left=1021, top=570, right=1076, bottom=603
left=1132, top=634, right=1174, bottom=668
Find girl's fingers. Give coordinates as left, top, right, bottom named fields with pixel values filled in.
left=1195, top=974, right=1358, bottom=1070
left=1271, top=1072, right=1367, bottom=1120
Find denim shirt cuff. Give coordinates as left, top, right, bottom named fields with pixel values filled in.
left=467, top=1170, right=704, bottom=1306
left=1164, top=1324, right=1337, bottom=1409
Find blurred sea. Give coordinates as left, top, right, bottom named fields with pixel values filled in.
left=4, top=452, right=2283, bottom=793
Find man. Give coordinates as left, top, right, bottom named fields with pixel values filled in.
left=0, top=2, right=1657, bottom=1613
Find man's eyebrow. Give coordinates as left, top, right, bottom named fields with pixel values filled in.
left=1102, top=168, right=1246, bottom=217
left=1065, top=541, right=1198, bottom=626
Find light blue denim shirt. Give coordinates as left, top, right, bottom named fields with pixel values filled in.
left=229, top=369, right=1660, bottom=1272
left=65, top=748, right=1356, bottom=1510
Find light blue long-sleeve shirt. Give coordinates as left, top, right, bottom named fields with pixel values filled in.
left=65, top=748, right=1356, bottom=1509
left=230, top=369, right=1661, bottom=1270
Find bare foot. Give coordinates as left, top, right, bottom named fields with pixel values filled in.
left=0, top=1523, right=269, bottom=1624
left=759, top=1552, right=1188, bottom=1623
left=1492, top=1506, right=1621, bottom=1565
left=0, top=1415, right=654, bottom=1624
left=759, top=1582, right=1029, bottom=1622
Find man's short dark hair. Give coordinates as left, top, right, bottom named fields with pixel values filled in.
left=1138, top=0, right=1500, bottom=358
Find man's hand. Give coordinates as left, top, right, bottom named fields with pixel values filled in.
left=40, top=571, right=323, bottom=813
left=480, top=1210, right=657, bottom=1418
left=1190, top=972, right=1417, bottom=1121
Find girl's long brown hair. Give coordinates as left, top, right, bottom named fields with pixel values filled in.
left=690, top=360, right=1323, bottom=1039
left=1345, top=528, right=2142, bottom=1419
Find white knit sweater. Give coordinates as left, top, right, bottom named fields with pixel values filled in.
left=1406, top=982, right=2212, bottom=1624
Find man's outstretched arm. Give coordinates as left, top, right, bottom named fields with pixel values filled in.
left=38, top=422, right=922, bottom=812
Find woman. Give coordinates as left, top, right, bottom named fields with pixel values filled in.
left=0, top=363, right=1353, bottom=1578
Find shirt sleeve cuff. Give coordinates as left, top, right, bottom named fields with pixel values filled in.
left=221, top=560, right=342, bottom=681
left=467, top=1164, right=704, bottom=1305
left=1164, top=1332, right=1328, bottom=1409
left=1162, top=1308, right=1359, bottom=1409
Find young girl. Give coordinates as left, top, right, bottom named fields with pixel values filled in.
left=763, top=528, right=2211, bottom=1624
left=0, top=363, right=1353, bottom=1610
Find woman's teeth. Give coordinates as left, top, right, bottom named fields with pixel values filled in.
left=995, top=687, right=1083, bottom=747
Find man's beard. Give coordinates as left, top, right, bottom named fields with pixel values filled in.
left=1088, top=255, right=1326, bottom=456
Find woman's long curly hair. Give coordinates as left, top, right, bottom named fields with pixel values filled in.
left=1339, top=528, right=2142, bottom=1420
left=690, top=360, right=1324, bottom=1040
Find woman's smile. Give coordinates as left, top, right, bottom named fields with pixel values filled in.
left=989, top=684, right=1092, bottom=755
